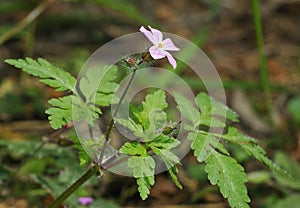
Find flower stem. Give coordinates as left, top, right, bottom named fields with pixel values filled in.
left=98, top=68, right=137, bottom=165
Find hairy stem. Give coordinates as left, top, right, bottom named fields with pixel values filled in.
left=48, top=166, right=98, bottom=208
left=99, top=68, right=137, bottom=165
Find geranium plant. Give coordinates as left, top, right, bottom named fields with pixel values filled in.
left=5, top=26, right=286, bottom=208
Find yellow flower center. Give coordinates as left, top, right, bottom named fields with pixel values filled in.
left=158, top=42, right=163, bottom=48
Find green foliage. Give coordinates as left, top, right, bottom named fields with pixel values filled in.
left=45, top=96, right=73, bottom=129
left=174, top=93, right=286, bottom=207
left=73, top=138, right=92, bottom=166
left=205, top=149, right=250, bottom=208
left=274, top=152, right=300, bottom=190
left=128, top=156, right=155, bottom=200
left=5, top=58, right=119, bottom=129
left=224, top=127, right=287, bottom=176
left=115, top=118, right=144, bottom=139
left=136, top=176, right=155, bottom=200
left=133, top=89, right=168, bottom=128
left=119, top=141, right=147, bottom=156
left=5, top=58, right=76, bottom=92
left=195, top=92, right=238, bottom=127
left=117, top=90, right=182, bottom=199
left=188, top=132, right=218, bottom=162
left=5, top=57, right=288, bottom=207
left=173, top=92, right=199, bottom=127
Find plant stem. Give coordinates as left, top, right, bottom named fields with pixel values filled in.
left=48, top=67, right=138, bottom=207
left=48, top=166, right=98, bottom=208
left=252, top=0, right=271, bottom=109
left=98, top=68, right=137, bottom=165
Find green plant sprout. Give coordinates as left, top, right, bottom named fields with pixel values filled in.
left=5, top=26, right=287, bottom=208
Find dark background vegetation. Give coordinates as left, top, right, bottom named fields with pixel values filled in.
left=0, top=0, right=299, bottom=207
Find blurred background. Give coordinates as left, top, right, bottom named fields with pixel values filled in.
left=0, top=0, right=299, bottom=207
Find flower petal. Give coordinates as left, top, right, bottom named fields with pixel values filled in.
left=78, top=197, right=94, bottom=205
left=162, top=38, right=180, bottom=51
left=166, top=54, right=177, bottom=69
left=139, top=26, right=155, bottom=44
left=149, top=26, right=163, bottom=44
left=149, top=46, right=166, bottom=59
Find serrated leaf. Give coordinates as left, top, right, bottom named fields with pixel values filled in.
left=95, top=93, right=113, bottom=106
left=205, top=149, right=250, bottom=208
left=152, top=147, right=180, bottom=165
left=150, top=134, right=180, bottom=150
left=173, top=92, right=199, bottom=127
left=128, top=156, right=155, bottom=178
left=73, top=141, right=91, bottom=166
left=128, top=156, right=155, bottom=200
left=168, top=166, right=183, bottom=189
left=119, top=142, right=147, bottom=156
left=144, top=109, right=168, bottom=141
left=137, top=176, right=155, bottom=200
left=72, top=96, right=101, bottom=127
left=5, top=58, right=76, bottom=92
left=79, top=65, right=118, bottom=103
left=45, top=95, right=73, bottom=129
left=115, top=117, right=144, bottom=138
left=134, top=90, right=167, bottom=127
left=195, top=93, right=238, bottom=127
left=224, top=127, right=287, bottom=176
left=188, top=132, right=219, bottom=162
left=274, top=152, right=300, bottom=189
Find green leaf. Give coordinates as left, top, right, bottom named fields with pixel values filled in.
left=195, top=93, right=238, bottom=127
left=274, top=152, right=300, bottom=189
left=188, top=132, right=219, bottom=162
left=119, top=142, right=147, bottom=156
left=149, top=137, right=182, bottom=189
left=143, top=109, right=168, bottom=141
left=97, top=65, right=118, bottom=93
left=5, top=58, right=76, bottom=92
left=134, top=90, right=168, bottom=127
left=45, top=95, right=73, bottom=129
left=136, top=176, right=155, bottom=200
left=128, top=156, right=155, bottom=178
left=73, top=141, right=92, bottom=166
left=115, top=117, right=144, bottom=138
left=168, top=166, right=183, bottom=189
left=79, top=65, right=118, bottom=104
left=150, top=134, right=180, bottom=150
left=205, top=149, right=250, bottom=208
left=95, top=93, right=113, bottom=106
left=224, top=127, right=287, bottom=176
left=173, top=92, right=200, bottom=127
left=128, top=156, right=155, bottom=200
left=72, top=96, right=101, bottom=127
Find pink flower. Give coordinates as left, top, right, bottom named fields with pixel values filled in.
left=139, top=26, right=180, bottom=69
left=78, top=197, right=93, bottom=206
